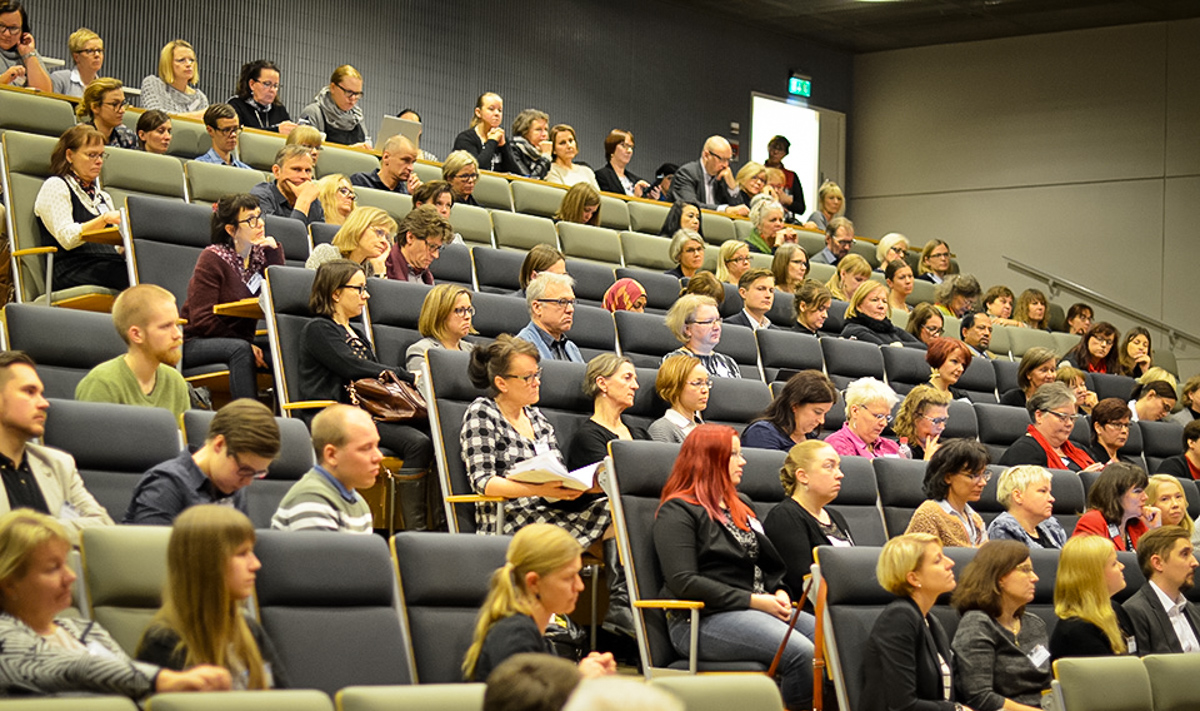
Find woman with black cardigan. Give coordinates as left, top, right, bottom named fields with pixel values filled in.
left=452, top=92, right=516, bottom=174
left=840, top=281, right=923, bottom=348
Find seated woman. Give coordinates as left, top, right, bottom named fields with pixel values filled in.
left=1118, top=327, right=1153, bottom=378
left=136, top=109, right=173, bottom=155
left=841, top=280, right=922, bottom=347
left=229, top=59, right=295, bottom=134
left=405, top=283, right=477, bottom=374
left=1062, top=322, right=1119, bottom=374
left=298, top=260, right=435, bottom=528
left=950, top=541, right=1051, bottom=711
left=0, top=510, right=230, bottom=697
left=76, top=78, right=137, bottom=149
left=654, top=424, right=814, bottom=710
left=987, top=465, right=1067, bottom=548
left=916, top=239, right=953, bottom=284
left=658, top=201, right=702, bottom=240
left=1169, top=375, right=1200, bottom=424
left=885, top=258, right=914, bottom=314
left=893, top=384, right=953, bottom=461
left=771, top=243, right=808, bottom=294
left=508, top=108, right=552, bottom=179
left=906, top=302, right=946, bottom=348
left=518, top=244, right=567, bottom=295
left=137, top=506, right=287, bottom=689
left=1072, top=462, right=1161, bottom=551
left=1157, top=420, right=1200, bottom=481
left=682, top=271, right=725, bottom=306
left=764, top=440, right=854, bottom=598
left=602, top=278, right=646, bottom=313
left=1065, top=303, right=1094, bottom=335
left=742, top=370, right=838, bottom=451
left=825, top=253, right=871, bottom=302
left=315, top=174, right=355, bottom=226
left=442, top=150, right=481, bottom=206
left=933, top=274, right=981, bottom=319
left=825, top=377, right=902, bottom=458
left=734, top=162, right=773, bottom=208
left=285, top=124, right=323, bottom=161
left=999, top=347, right=1059, bottom=408
left=803, top=179, right=844, bottom=232
left=1146, top=474, right=1192, bottom=536
left=181, top=194, right=282, bottom=401
left=648, top=354, right=708, bottom=444
left=141, top=40, right=208, bottom=117
left=1056, top=365, right=1098, bottom=416
left=298, top=65, right=368, bottom=147
left=453, top=92, right=515, bottom=174
left=927, top=337, right=973, bottom=396
left=460, top=335, right=610, bottom=545
left=306, top=206, right=394, bottom=276
left=745, top=195, right=796, bottom=254
left=50, top=27, right=103, bottom=97
left=984, top=284, right=1025, bottom=328
left=546, top=124, right=599, bottom=190
left=33, top=125, right=126, bottom=291
left=1088, top=398, right=1137, bottom=465
left=860, top=533, right=962, bottom=711
left=876, top=233, right=910, bottom=272
left=999, top=382, right=1098, bottom=472
left=1014, top=289, right=1049, bottom=331
left=1049, top=535, right=1131, bottom=660
left=715, top=240, right=751, bottom=287
left=663, top=294, right=741, bottom=379
left=554, top=183, right=601, bottom=225
left=462, top=523, right=615, bottom=682
left=906, top=439, right=991, bottom=547
left=666, top=229, right=705, bottom=280
left=413, top=180, right=455, bottom=219
left=594, top=129, right=650, bottom=197
left=1130, top=380, right=1177, bottom=422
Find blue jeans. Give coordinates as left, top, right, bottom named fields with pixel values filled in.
left=668, top=608, right=815, bottom=709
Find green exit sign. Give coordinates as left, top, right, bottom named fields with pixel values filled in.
left=788, top=75, right=812, bottom=98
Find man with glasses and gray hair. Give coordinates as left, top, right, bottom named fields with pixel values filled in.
left=811, top=216, right=855, bottom=266
left=384, top=204, right=451, bottom=284
left=516, top=272, right=583, bottom=363
left=667, top=135, right=750, bottom=217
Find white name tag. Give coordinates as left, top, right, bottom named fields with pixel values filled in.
left=748, top=517, right=764, bottom=535
left=1127, top=636, right=1138, bottom=654
left=533, top=441, right=550, bottom=456
left=1027, top=644, right=1050, bottom=669
left=246, top=271, right=263, bottom=294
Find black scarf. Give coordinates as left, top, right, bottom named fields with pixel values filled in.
left=847, top=312, right=895, bottom=334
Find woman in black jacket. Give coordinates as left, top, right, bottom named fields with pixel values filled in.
left=840, top=281, right=923, bottom=347
left=654, top=424, right=814, bottom=710
left=594, top=129, right=651, bottom=197
left=452, top=92, right=516, bottom=174
left=228, top=59, right=295, bottom=133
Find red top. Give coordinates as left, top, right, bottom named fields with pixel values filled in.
left=182, top=243, right=284, bottom=341
left=1187, top=457, right=1200, bottom=480
left=1072, top=509, right=1149, bottom=551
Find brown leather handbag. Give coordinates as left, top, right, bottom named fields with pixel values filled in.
left=347, top=370, right=428, bottom=422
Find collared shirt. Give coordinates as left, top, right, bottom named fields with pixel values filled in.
left=1128, top=399, right=1141, bottom=423
left=1150, top=580, right=1200, bottom=653
left=123, top=448, right=246, bottom=525
left=816, top=247, right=840, bottom=265
left=195, top=148, right=251, bottom=169
left=937, top=499, right=985, bottom=545
left=741, top=308, right=771, bottom=331
left=312, top=465, right=359, bottom=504
left=824, top=422, right=902, bottom=459
left=517, top=321, right=584, bottom=363
left=0, top=450, right=49, bottom=514
left=662, top=408, right=701, bottom=439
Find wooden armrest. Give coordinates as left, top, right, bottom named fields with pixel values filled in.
left=634, top=599, right=704, bottom=610
left=446, top=494, right=507, bottom=504
left=80, top=225, right=121, bottom=245
left=12, top=246, right=56, bottom=257
left=281, top=400, right=337, bottom=411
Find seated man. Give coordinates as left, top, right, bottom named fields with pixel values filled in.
left=271, top=404, right=378, bottom=533
left=124, top=399, right=280, bottom=524
left=1123, top=526, right=1200, bottom=654
left=384, top=204, right=451, bottom=284
left=810, top=217, right=854, bottom=266
left=350, top=134, right=421, bottom=195
left=195, top=103, right=251, bottom=169
left=666, top=136, right=748, bottom=217
left=75, top=284, right=190, bottom=419
left=725, top=268, right=776, bottom=331
left=934, top=274, right=982, bottom=318
left=960, top=311, right=994, bottom=360
left=516, top=272, right=583, bottom=363
left=250, top=144, right=325, bottom=225
left=0, top=351, right=112, bottom=544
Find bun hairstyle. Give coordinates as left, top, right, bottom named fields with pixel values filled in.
left=467, top=334, right=540, bottom=395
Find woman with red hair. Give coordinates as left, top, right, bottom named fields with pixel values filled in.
left=653, top=424, right=813, bottom=710
left=926, top=337, right=973, bottom=398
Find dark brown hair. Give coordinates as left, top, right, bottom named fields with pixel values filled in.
left=951, top=540, right=1033, bottom=618
left=751, top=370, right=837, bottom=436
left=49, top=124, right=104, bottom=177
left=1086, top=462, right=1149, bottom=524
left=308, top=259, right=363, bottom=317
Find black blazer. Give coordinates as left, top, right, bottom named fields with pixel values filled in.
left=1050, top=601, right=1134, bottom=660
left=298, top=317, right=412, bottom=406
left=724, top=310, right=774, bottom=331
left=594, top=163, right=643, bottom=196
left=667, top=159, right=739, bottom=211
left=1156, top=454, right=1194, bottom=481
left=653, top=496, right=789, bottom=613
left=762, top=498, right=852, bottom=598
left=860, top=597, right=958, bottom=711
left=1123, top=580, right=1200, bottom=655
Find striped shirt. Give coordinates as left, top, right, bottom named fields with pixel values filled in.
left=270, top=468, right=373, bottom=534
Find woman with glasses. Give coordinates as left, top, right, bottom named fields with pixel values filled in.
left=453, top=92, right=516, bottom=174
left=917, top=239, right=953, bottom=284
left=825, top=377, right=902, bottom=458
left=461, top=335, right=611, bottom=546
left=771, top=243, right=807, bottom=294
left=742, top=370, right=838, bottom=451
left=999, top=347, right=1059, bottom=408
left=802, top=180, right=844, bottom=231
left=906, top=303, right=945, bottom=348
left=34, top=124, right=125, bottom=291
left=298, top=65, right=368, bottom=147
left=50, top=27, right=103, bottom=97
left=77, top=79, right=136, bottom=148
left=181, top=193, right=283, bottom=401
left=406, top=283, right=477, bottom=374
left=906, top=439, right=991, bottom=547
left=745, top=195, right=796, bottom=254
left=1071, top=462, right=1161, bottom=551
left=987, top=465, right=1067, bottom=549
left=1130, top=380, right=1177, bottom=423
left=0, top=1, right=50, bottom=91
left=649, top=354, right=709, bottom=444
left=715, top=240, right=750, bottom=287
left=894, top=385, right=953, bottom=461
left=306, top=205, right=394, bottom=276
left=546, top=124, right=599, bottom=190
left=229, top=59, right=295, bottom=134
left=1063, top=323, right=1121, bottom=374
left=315, top=174, right=356, bottom=226
left=1087, top=398, right=1136, bottom=465
left=667, top=229, right=706, bottom=280
left=595, top=129, right=651, bottom=197
left=885, top=258, right=914, bottom=314
left=663, top=294, right=741, bottom=379
left=875, top=233, right=909, bottom=271
left=442, top=150, right=481, bottom=206
left=999, top=382, right=1100, bottom=473
left=141, top=40, right=208, bottom=117
left=950, top=540, right=1051, bottom=711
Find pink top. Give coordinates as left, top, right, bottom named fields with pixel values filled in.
left=824, top=422, right=902, bottom=459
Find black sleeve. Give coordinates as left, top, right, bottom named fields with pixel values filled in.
left=453, top=129, right=482, bottom=156
left=762, top=500, right=818, bottom=597
left=653, top=499, right=753, bottom=611
left=472, top=615, right=548, bottom=682
left=866, top=603, right=958, bottom=711
left=999, top=389, right=1026, bottom=407
left=594, top=165, right=622, bottom=194
left=998, top=436, right=1048, bottom=467
left=135, top=625, right=186, bottom=670
left=250, top=617, right=290, bottom=688
left=301, top=319, right=413, bottom=384
left=1049, top=617, right=1117, bottom=660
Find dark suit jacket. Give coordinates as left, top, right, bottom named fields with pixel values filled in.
left=1123, top=580, right=1200, bottom=655
left=724, top=309, right=773, bottom=330
left=594, top=163, right=643, bottom=195
left=667, top=159, right=739, bottom=211
left=861, top=597, right=958, bottom=711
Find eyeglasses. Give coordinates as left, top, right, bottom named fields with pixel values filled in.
left=856, top=407, right=892, bottom=424
left=502, top=368, right=543, bottom=383
left=419, top=239, right=444, bottom=255
left=686, top=379, right=711, bottom=390
left=453, top=172, right=479, bottom=182
left=232, top=454, right=269, bottom=480
left=921, top=414, right=950, bottom=427
left=77, top=48, right=104, bottom=56
left=79, top=150, right=108, bottom=162
left=215, top=125, right=243, bottom=137
left=335, top=83, right=364, bottom=99
left=453, top=305, right=476, bottom=318
left=236, top=214, right=263, bottom=228
left=370, top=226, right=393, bottom=241
left=1039, top=409, right=1076, bottom=423
left=929, top=251, right=951, bottom=259
left=682, top=245, right=705, bottom=255
left=337, top=186, right=357, bottom=199
left=102, top=100, right=127, bottom=110
left=253, top=80, right=281, bottom=90
left=923, top=325, right=944, bottom=337
left=619, top=142, right=635, bottom=150
left=1014, top=563, right=1035, bottom=575
left=0, top=24, right=22, bottom=36
left=535, top=298, right=577, bottom=309
left=1091, top=337, right=1114, bottom=347
left=1105, top=421, right=1132, bottom=431
left=689, top=317, right=722, bottom=328
left=832, top=239, right=854, bottom=248
left=704, top=151, right=731, bottom=165
left=961, top=470, right=993, bottom=483
left=341, top=284, right=368, bottom=295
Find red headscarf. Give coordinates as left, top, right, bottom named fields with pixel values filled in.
left=603, top=278, right=647, bottom=313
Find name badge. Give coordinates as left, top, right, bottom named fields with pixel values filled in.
left=246, top=271, right=264, bottom=294
left=533, top=441, right=550, bottom=456
left=748, top=517, right=764, bottom=535
left=828, top=536, right=853, bottom=548
left=1127, top=636, right=1138, bottom=654
left=1027, top=644, right=1050, bottom=669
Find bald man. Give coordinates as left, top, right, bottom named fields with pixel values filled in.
left=666, top=136, right=749, bottom=217
left=351, top=134, right=422, bottom=195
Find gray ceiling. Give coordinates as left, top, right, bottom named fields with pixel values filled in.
left=679, top=0, right=1200, bottom=52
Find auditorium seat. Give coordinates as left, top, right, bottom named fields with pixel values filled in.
left=80, top=525, right=170, bottom=657
left=2, top=304, right=125, bottom=399
left=100, top=147, right=188, bottom=206
left=238, top=129, right=286, bottom=172
left=492, top=210, right=558, bottom=251
left=816, top=545, right=892, bottom=711
left=423, top=348, right=493, bottom=533
left=699, top=212, right=735, bottom=245
left=162, top=118, right=211, bottom=160
left=702, top=377, right=771, bottom=433
left=807, top=261, right=835, bottom=285
left=756, top=328, right=824, bottom=384
left=988, top=324, right=1013, bottom=360
left=1092, top=372, right=1136, bottom=401
left=474, top=244, right=525, bottom=294
left=364, top=278, right=431, bottom=368
left=1007, top=327, right=1057, bottom=358
left=448, top=202, right=494, bottom=246
left=337, top=685, right=485, bottom=711
left=316, top=144, right=379, bottom=179
left=558, top=222, right=623, bottom=265
left=613, top=309, right=680, bottom=368
left=944, top=399, right=980, bottom=441
left=262, top=265, right=332, bottom=418
left=873, top=457, right=927, bottom=536
left=651, top=675, right=784, bottom=711
left=957, top=356, right=999, bottom=403
left=185, top=160, right=269, bottom=204
left=823, top=299, right=848, bottom=334
left=125, top=196, right=211, bottom=306
left=310, top=221, right=338, bottom=247
left=511, top=179, right=564, bottom=218
left=428, top=243, right=475, bottom=288
left=146, top=690, right=333, bottom=711
left=829, top=456, right=888, bottom=546
left=880, top=345, right=929, bottom=395
left=616, top=267, right=681, bottom=314
left=994, top=359, right=1019, bottom=394
left=628, top=201, right=669, bottom=235
left=765, top=291, right=796, bottom=328
left=413, top=162, right=442, bottom=184
left=1142, top=654, right=1200, bottom=711
left=265, top=215, right=312, bottom=267
left=1052, top=331, right=1080, bottom=358
left=794, top=231, right=825, bottom=261
left=907, top=278, right=936, bottom=307
left=354, top=186, right=412, bottom=222
left=620, top=230, right=673, bottom=271
left=0, top=88, right=76, bottom=136
left=7, top=698, right=137, bottom=711
left=1050, top=656, right=1152, bottom=711
left=975, top=402, right=1033, bottom=462
left=733, top=218, right=752, bottom=242
left=469, top=290, right=531, bottom=341
left=820, top=337, right=885, bottom=389
left=473, top=173, right=513, bottom=211
left=598, top=194, right=631, bottom=230
left=571, top=303, right=617, bottom=361
left=1140, top=419, right=1184, bottom=473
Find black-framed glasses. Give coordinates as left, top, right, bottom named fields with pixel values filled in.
left=236, top=213, right=263, bottom=228
left=419, top=238, right=443, bottom=255
left=1039, top=409, right=1076, bottom=423
left=502, top=368, right=543, bottom=383
left=232, top=453, right=269, bottom=480
left=102, top=100, right=127, bottom=110
left=923, top=325, right=944, bottom=336
left=77, top=48, right=105, bottom=56
left=1105, top=421, right=1132, bottom=431
left=453, top=172, right=479, bottom=182
left=336, top=83, right=364, bottom=99
left=536, top=298, right=577, bottom=309
left=453, top=305, right=476, bottom=318
left=688, top=317, right=722, bottom=327
left=341, top=284, right=368, bottom=295
left=337, top=186, right=357, bottom=199
left=215, top=125, right=243, bottom=137
left=253, top=80, right=280, bottom=90
left=0, top=24, right=22, bottom=36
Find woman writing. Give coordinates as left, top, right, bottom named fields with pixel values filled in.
left=546, top=124, right=599, bottom=190
left=928, top=337, right=973, bottom=396
left=405, top=283, right=477, bottom=374
left=742, top=370, right=838, bottom=451
left=453, top=92, right=515, bottom=174
left=986, top=466, right=1067, bottom=549
left=594, top=129, right=650, bottom=197
left=826, top=254, right=871, bottom=302
left=306, top=206, right=394, bottom=276
left=666, top=229, right=706, bottom=280
left=141, top=39, right=208, bottom=116
left=508, top=108, right=552, bottom=179
left=907, top=303, right=946, bottom=348
left=745, top=196, right=796, bottom=254
left=1063, top=322, right=1120, bottom=374
left=999, top=348, right=1059, bottom=408
left=76, top=78, right=137, bottom=149
left=648, top=354, right=708, bottom=444
left=1072, top=462, right=1161, bottom=551
left=715, top=240, right=750, bottom=287
left=825, top=377, right=902, bottom=458
left=906, top=439, right=991, bottom=548
left=554, top=183, right=601, bottom=225
left=999, top=383, right=1098, bottom=472
left=229, top=59, right=295, bottom=134
left=136, top=110, right=173, bottom=155
left=841, top=280, right=922, bottom=347
left=298, top=65, right=368, bottom=147
left=894, top=385, right=953, bottom=461
left=1049, top=535, right=1132, bottom=660
left=772, top=243, right=808, bottom=294
left=663, top=295, right=741, bottom=379
left=803, top=180, right=844, bottom=231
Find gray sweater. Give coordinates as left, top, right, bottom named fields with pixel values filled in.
left=951, top=610, right=1051, bottom=711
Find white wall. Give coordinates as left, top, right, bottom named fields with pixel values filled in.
left=850, top=19, right=1200, bottom=375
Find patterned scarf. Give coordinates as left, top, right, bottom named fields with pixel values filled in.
left=603, top=278, right=646, bottom=313
left=314, top=86, right=364, bottom=133
left=210, top=243, right=269, bottom=293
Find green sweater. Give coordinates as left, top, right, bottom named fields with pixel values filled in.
left=75, top=356, right=189, bottom=419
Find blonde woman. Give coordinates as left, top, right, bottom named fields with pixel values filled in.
left=1049, top=534, right=1131, bottom=660
left=735, top=161, right=773, bottom=206
left=986, top=465, right=1068, bottom=548
left=840, top=280, right=920, bottom=347
left=137, top=506, right=286, bottom=689
left=306, top=206, right=395, bottom=276
left=140, top=39, right=208, bottom=116
left=405, top=284, right=477, bottom=374
left=772, top=243, right=808, bottom=294
left=546, top=124, right=599, bottom=190
left=51, top=27, right=103, bottom=96
left=893, top=385, right=953, bottom=461
left=297, top=65, right=368, bottom=147
left=442, top=150, right=481, bottom=206
left=715, top=239, right=750, bottom=286
left=917, top=239, right=952, bottom=284
left=663, top=294, right=740, bottom=379
left=1146, top=474, right=1192, bottom=535
left=825, top=253, right=871, bottom=301
left=554, top=183, right=601, bottom=225
left=285, top=125, right=323, bottom=161
left=803, top=180, right=844, bottom=231
left=315, top=174, right=356, bottom=226
left=875, top=233, right=909, bottom=270
left=462, top=524, right=615, bottom=681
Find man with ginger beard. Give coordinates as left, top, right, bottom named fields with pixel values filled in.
left=250, top=144, right=324, bottom=225
left=76, top=283, right=190, bottom=418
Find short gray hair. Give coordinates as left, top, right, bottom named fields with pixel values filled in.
left=526, top=271, right=575, bottom=310
left=843, top=377, right=899, bottom=410
left=748, top=193, right=784, bottom=231
left=1027, top=381, right=1076, bottom=418
left=996, top=465, right=1052, bottom=509
left=668, top=228, right=704, bottom=263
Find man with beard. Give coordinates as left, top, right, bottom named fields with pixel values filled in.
left=1124, top=526, right=1200, bottom=655
left=961, top=311, right=994, bottom=360
left=76, top=284, right=190, bottom=418
left=0, top=351, right=113, bottom=543
left=250, top=144, right=324, bottom=224
left=350, top=134, right=421, bottom=195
